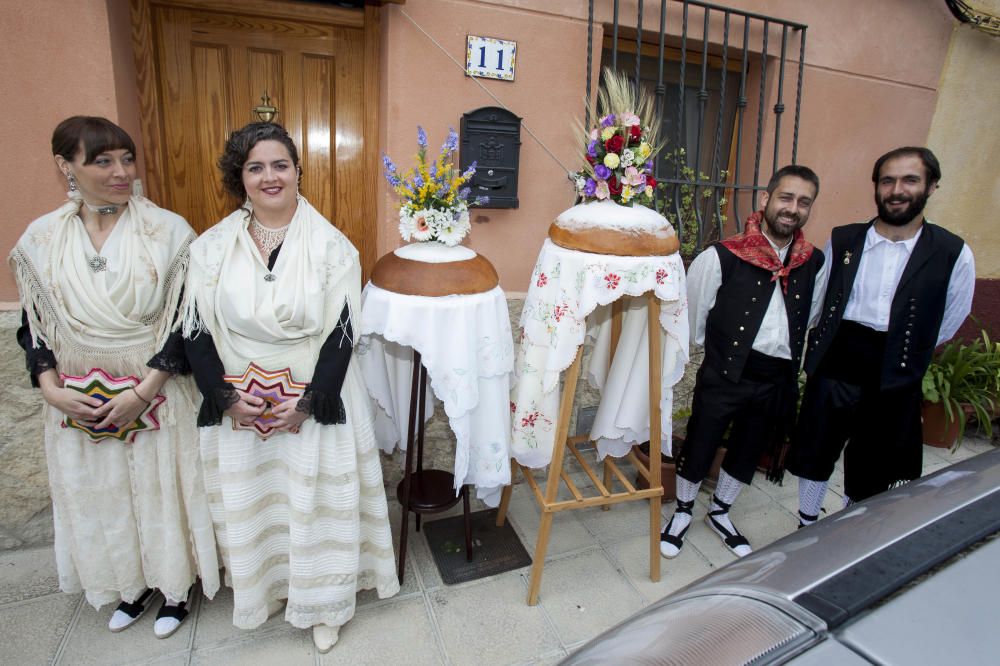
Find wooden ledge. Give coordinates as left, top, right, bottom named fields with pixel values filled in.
left=370, top=250, right=499, bottom=296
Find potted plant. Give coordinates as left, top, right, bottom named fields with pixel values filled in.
left=921, top=331, right=999, bottom=449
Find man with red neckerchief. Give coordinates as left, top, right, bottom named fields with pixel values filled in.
left=661, top=165, right=826, bottom=560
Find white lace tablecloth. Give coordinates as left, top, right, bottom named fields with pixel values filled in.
left=357, top=283, right=514, bottom=506
left=511, top=239, right=689, bottom=468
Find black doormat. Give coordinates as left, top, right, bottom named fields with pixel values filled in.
left=421, top=509, right=531, bottom=585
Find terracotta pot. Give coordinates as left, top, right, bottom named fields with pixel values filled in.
left=633, top=440, right=678, bottom=502
left=921, top=400, right=972, bottom=448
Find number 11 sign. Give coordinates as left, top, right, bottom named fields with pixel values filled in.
left=466, top=35, right=516, bottom=82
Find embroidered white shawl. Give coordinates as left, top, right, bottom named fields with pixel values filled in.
left=181, top=197, right=359, bottom=380
left=9, top=196, right=194, bottom=376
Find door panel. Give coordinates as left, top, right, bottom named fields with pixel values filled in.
left=150, top=3, right=369, bottom=271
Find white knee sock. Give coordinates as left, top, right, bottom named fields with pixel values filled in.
left=713, top=469, right=744, bottom=506
left=798, top=478, right=828, bottom=524
left=666, top=476, right=701, bottom=537
left=708, top=470, right=745, bottom=536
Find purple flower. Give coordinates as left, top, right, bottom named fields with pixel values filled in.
left=594, top=164, right=611, bottom=180
left=443, top=127, right=459, bottom=153
left=382, top=154, right=401, bottom=187
left=587, top=139, right=598, bottom=157
left=645, top=160, right=654, bottom=171
left=583, top=178, right=597, bottom=197
left=474, top=195, right=489, bottom=206
left=459, top=187, right=471, bottom=199
left=462, top=160, right=478, bottom=179
left=600, top=114, right=616, bottom=127
left=414, top=174, right=424, bottom=188
left=417, top=126, right=428, bottom=148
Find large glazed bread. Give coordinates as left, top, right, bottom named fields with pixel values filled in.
left=548, top=200, right=680, bottom=257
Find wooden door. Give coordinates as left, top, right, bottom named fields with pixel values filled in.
left=131, top=0, right=379, bottom=275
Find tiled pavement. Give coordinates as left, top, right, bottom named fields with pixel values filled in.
left=1, top=437, right=993, bottom=665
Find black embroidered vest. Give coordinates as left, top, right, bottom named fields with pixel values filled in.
left=804, top=221, right=965, bottom=389
left=702, top=243, right=824, bottom=383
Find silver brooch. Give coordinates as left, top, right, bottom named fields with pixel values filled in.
left=264, top=273, right=276, bottom=282
left=843, top=251, right=852, bottom=265
left=88, top=255, right=108, bottom=272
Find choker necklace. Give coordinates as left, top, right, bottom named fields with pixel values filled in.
left=84, top=201, right=124, bottom=216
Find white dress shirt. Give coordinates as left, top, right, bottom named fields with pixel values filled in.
left=834, top=224, right=975, bottom=345
left=687, top=240, right=827, bottom=359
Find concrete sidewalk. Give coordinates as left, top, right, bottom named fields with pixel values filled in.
left=1, top=438, right=993, bottom=666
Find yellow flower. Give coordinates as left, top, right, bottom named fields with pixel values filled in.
left=600, top=127, right=615, bottom=141
left=645, top=185, right=654, bottom=197
left=622, top=185, right=634, bottom=202
left=638, top=142, right=651, bottom=159
left=603, top=153, right=621, bottom=169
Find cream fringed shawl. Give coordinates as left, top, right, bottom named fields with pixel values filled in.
left=181, top=196, right=359, bottom=380
left=9, top=196, right=194, bottom=376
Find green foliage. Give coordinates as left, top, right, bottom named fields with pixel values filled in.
left=921, top=331, right=1000, bottom=447
left=655, top=148, right=729, bottom=260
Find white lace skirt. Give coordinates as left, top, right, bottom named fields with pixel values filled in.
left=200, top=367, right=400, bottom=630
left=44, top=377, right=221, bottom=609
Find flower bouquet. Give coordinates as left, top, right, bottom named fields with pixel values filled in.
left=570, top=69, right=664, bottom=207
left=382, top=127, right=488, bottom=247
left=550, top=68, right=678, bottom=257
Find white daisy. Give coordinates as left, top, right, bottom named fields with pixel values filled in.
left=398, top=208, right=415, bottom=241
left=411, top=209, right=435, bottom=242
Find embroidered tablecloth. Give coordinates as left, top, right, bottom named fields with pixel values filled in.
left=357, top=283, right=514, bottom=507
left=511, top=239, right=689, bottom=468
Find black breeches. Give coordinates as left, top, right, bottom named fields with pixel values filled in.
left=678, top=353, right=795, bottom=486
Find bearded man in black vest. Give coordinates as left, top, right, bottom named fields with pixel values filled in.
left=661, top=165, right=826, bottom=559
left=790, top=147, right=975, bottom=527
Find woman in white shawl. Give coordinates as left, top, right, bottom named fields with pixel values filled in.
left=9, top=116, right=219, bottom=638
left=181, top=122, right=398, bottom=652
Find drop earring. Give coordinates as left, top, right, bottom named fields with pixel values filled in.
left=66, top=173, right=82, bottom=201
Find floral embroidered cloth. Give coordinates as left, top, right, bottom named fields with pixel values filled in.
left=511, top=239, right=689, bottom=468
left=357, top=283, right=514, bottom=506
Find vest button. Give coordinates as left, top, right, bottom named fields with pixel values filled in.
left=722, top=370, right=728, bottom=375
left=901, top=362, right=907, bottom=368
left=758, top=281, right=762, bottom=286
left=740, top=326, right=745, bottom=331
left=795, top=294, right=800, bottom=299
left=734, top=341, right=739, bottom=346
left=752, top=297, right=757, bottom=302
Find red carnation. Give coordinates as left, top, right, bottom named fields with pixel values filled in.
left=585, top=154, right=596, bottom=165
left=608, top=175, right=622, bottom=196
left=604, top=134, right=625, bottom=154
left=629, top=125, right=642, bottom=144
left=646, top=174, right=657, bottom=187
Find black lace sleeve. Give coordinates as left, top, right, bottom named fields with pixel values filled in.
left=148, top=329, right=191, bottom=375
left=17, top=309, right=57, bottom=388
left=297, top=302, right=352, bottom=425
left=183, top=317, right=238, bottom=427
left=147, top=285, right=191, bottom=375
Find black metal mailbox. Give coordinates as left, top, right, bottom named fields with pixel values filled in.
left=459, top=106, right=521, bottom=209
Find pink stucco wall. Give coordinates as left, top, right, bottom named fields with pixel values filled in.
left=0, top=0, right=142, bottom=304
left=1, top=0, right=962, bottom=301
left=378, top=0, right=957, bottom=290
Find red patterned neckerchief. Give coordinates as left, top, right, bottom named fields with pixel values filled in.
left=720, top=210, right=814, bottom=293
